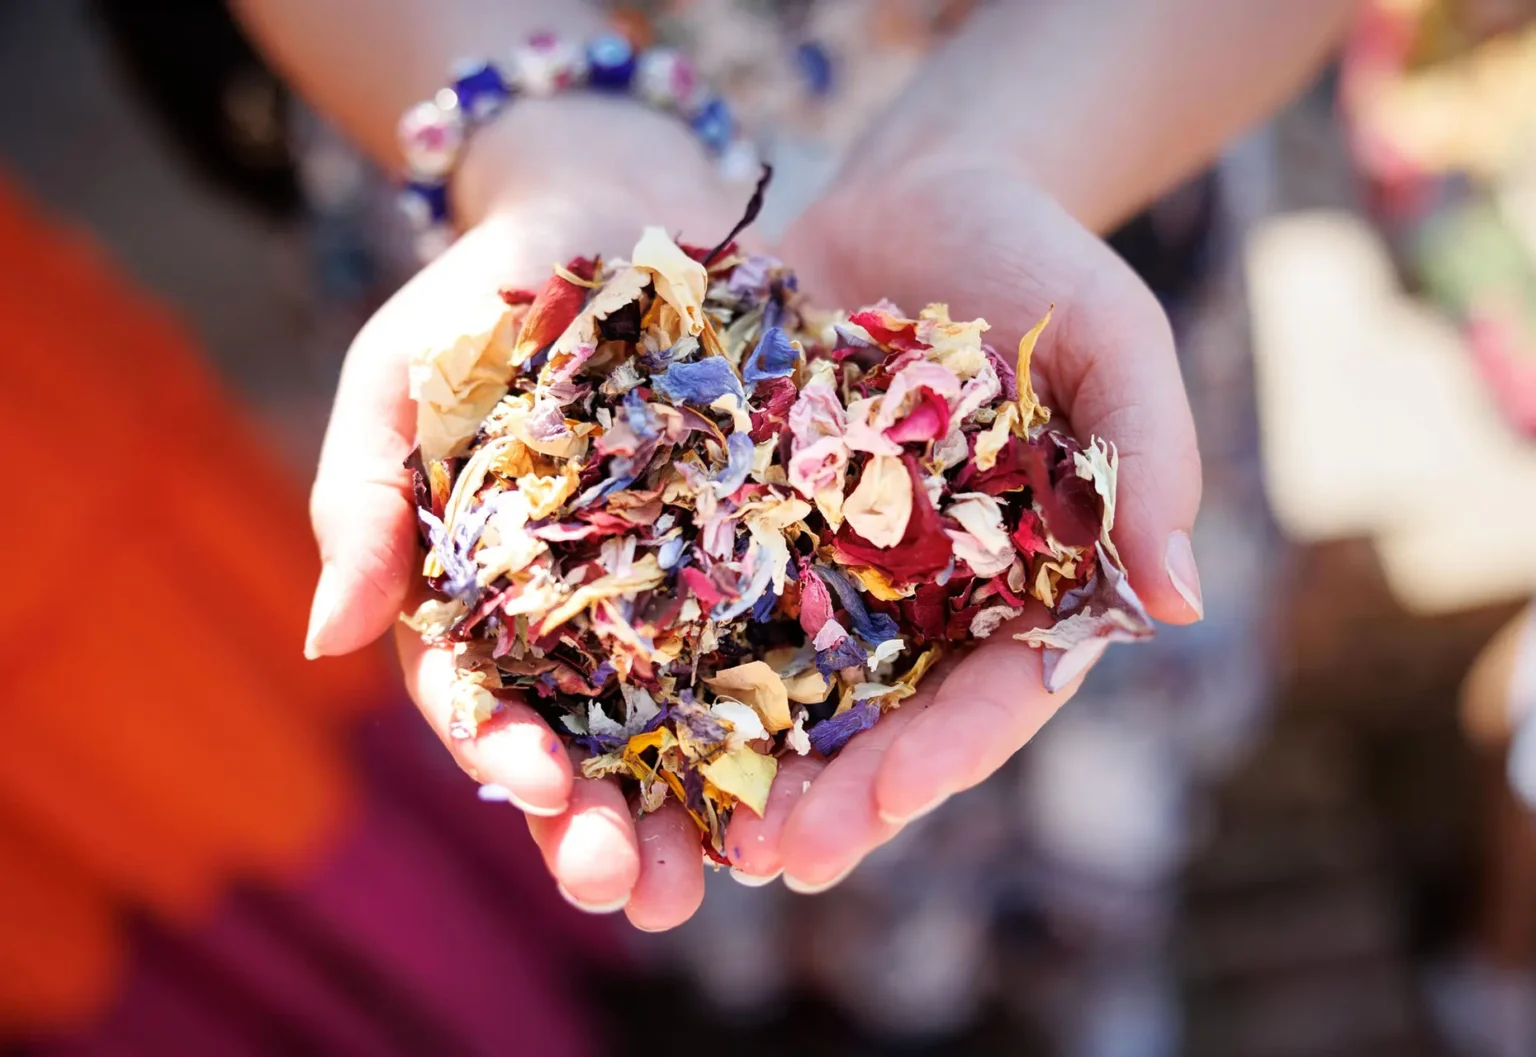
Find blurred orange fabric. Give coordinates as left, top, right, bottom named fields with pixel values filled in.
left=0, top=177, right=387, bottom=1034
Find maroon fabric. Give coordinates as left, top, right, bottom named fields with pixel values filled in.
left=37, top=700, right=622, bottom=1057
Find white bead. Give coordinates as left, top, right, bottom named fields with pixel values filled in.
left=718, top=139, right=761, bottom=184
left=510, top=33, right=588, bottom=97
left=396, top=99, right=464, bottom=179
left=634, top=47, right=700, bottom=111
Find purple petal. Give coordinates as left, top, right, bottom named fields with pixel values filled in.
left=807, top=701, right=881, bottom=756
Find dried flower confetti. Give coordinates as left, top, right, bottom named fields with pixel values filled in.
left=404, top=206, right=1153, bottom=858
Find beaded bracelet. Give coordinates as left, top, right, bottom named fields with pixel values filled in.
left=396, top=31, right=758, bottom=261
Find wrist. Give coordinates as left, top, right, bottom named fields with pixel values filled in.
left=453, top=95, right=728, bottom=232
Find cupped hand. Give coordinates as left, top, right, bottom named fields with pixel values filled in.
left=302, top=100, right=746, bottom=930
left=304, top=110, right=1203, bottom=927
left=723, top=159, right=1204, bottom=892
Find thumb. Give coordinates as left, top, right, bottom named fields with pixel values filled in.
left=303, top=221, right=518, bottom=658
left=303, top=299, right=424, bottom=659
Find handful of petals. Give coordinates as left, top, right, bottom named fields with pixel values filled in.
left=404, top=203, right=1152, bottom=857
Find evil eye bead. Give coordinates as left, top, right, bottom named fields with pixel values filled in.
left=449, top=59, right=511, bottom=123
left=398, top=180, right=450, bottom=229
left=690, top=96, right=735, bottom=154
left=634, top=47, right=700, bottom=111
left=396, top=98, right=465, bottom=178
left=586, top=32, right=637, bottom=90
left=511, top=32, right=589, bottom=97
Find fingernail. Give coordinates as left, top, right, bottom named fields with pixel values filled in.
left=729, top=867, right=782, bottom=887
left=304, top=563, right=343, bottom=659
left=556, top=882, right=629, bottom=915
left=1045, top=638, right=1109, bottom=692
left=1164, top=531, right=1204, bottom=620
left=877, top=792, right=950, bottom=827
left=784, top=861, right=857, bottom=895
left=506, top=789, right=566, bottom=818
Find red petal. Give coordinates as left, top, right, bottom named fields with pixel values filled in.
left=1026, top=433, right=1101, bottom=549
left=798, top=560, right=835, bottom=636
left=515, top=256, right=598, bottom=359
left=1011, top=508, right=1053, bottom=558
left=883, top=387, right=951, bottom=445
left=680, top=566, right=731, bottom=607
left=499, top=287, right=538, bottom=306
left=849, top=309, right=929, bottom=353
left=899, top=582, right=950, bottom=640
left=750, top=376, right=799, bottom=442
left=832, top=455, right=953, bottom=582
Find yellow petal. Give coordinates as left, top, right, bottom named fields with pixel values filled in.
left=704, top=661, right=793, bottom=732
left=1016, top=307, right=1054, bottom=432
left=700, top=747, right=778, bottom=817
left=844, top=454, right=912, bottom=548
left=632, top=226, right=709, bottom=338
left=847, top=564, right=914, bottom=601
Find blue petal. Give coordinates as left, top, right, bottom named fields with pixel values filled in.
left=815, top=635, right=868, bottom=676
left=807, top=701, right=881, bottom=756
left=713, top=431, right=756, bottom=497
left=651, top=357, right=746, bottom=406
left=812, top=565, right=901, bottom=646
left=742, top=326, right=800, bottom=390
left=711, top=550, right=775, bottom=622
left=622, top=389, right=662, bottom=439
left=750, top=584, right=779, bottom=623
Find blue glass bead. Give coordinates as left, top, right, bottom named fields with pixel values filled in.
left=795, top=41, right=834, bottom=97
left=400, top=180, right=450, bottom=228
left=690, top=97, right=734, bottom=154
left=586, top=33, right=637, bottom=90
left=450, top=61, right=511, bottom=123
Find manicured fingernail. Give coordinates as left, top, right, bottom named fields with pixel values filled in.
left=729, top=867, right=782, bottom=887
left=556, top=882, right=629, bottom=915
left=303, top=563, right=342, bottom=659
left=784, top=861, right=857, bottom=895
left=1164, top=531, right=1204, bottom=620
left=877, top=792, right=949, bottom=827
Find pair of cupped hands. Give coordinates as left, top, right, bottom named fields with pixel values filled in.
left=303, top=97, right=1204, bottom=931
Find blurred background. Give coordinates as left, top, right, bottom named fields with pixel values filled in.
left=3, top=1, right=1536, bottom=1055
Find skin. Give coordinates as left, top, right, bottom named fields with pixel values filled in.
left=236, top=0, right=1358, bottom=927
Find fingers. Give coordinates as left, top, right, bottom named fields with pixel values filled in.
left=396, top=624, right=573, bottom=815
left=723, top=752, right=827, bottom=884
left=526, top=774, right=642, bottom=913
left=873, top=626, right=1097, bottom=826
left=624, top=801, right=705, bottom=931
left=1047, top=244, right=1204, bottom=624
left=777, top=687, right=941, bottom=893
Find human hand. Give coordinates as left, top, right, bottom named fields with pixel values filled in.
left=721, top=157, right=1205, bottom=892
left=302, top=99, right=747, bottom=929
